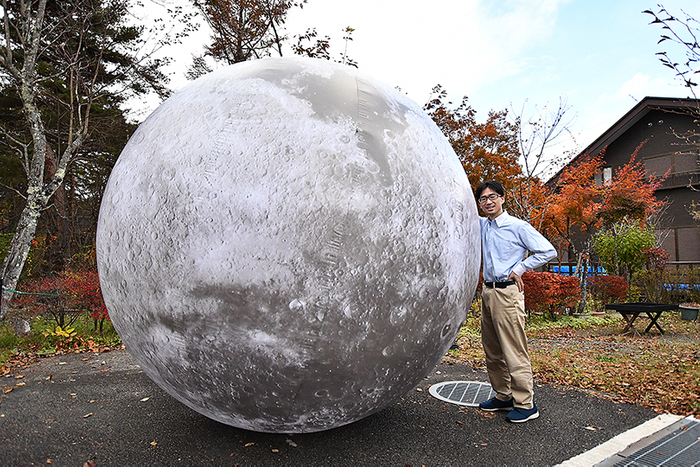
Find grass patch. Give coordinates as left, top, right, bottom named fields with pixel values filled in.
left=4, top=308, right=700, bottom=416
left=447, top=311, right=700, bottom=416
left=0, top=312, right=122, bottom=374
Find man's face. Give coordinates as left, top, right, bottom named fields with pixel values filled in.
left=478, top=187, right=504, bottom=219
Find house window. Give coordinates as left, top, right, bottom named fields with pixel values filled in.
left=603, top=167, right=612, bottom=185
left=595, top=167, right=613, bottom=186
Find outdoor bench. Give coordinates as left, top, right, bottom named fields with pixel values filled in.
left=604, top=302, right=679, bottom=335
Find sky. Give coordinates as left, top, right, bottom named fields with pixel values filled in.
left=136, top=0, right=700, bottom=172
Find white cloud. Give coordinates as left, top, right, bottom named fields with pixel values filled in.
left=616, top=72, right=678, bottom=100
left=440, top=0, right=567, bottom=97
left=125, top=0, right=700, bottom=167
left=282, top=0, right=569, bottom=103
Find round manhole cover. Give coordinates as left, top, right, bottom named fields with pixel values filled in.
left=428, top=381, right=496, bottom=407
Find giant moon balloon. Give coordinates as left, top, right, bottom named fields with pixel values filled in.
left=96, top=57, right=480, bottom=433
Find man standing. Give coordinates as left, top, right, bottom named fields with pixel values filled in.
left=475, top=180, right=556, bottom=423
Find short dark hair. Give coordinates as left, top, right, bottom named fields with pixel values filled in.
left=475, top=180, right=504, bottom=200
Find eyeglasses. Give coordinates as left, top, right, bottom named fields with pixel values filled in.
left=478, top=193, right=501, bottom=204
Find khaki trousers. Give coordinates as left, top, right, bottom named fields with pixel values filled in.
left=481, top=284, right=534, bottom=409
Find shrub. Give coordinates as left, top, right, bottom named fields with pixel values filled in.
left=13, top=269, right=109, bottom=330
left=13, top=274, right=76, bottom=328
left=589, top=275, right=628, bottom=304
left=677, top=266, right=700, bottom=305
left=635, top=268, right=671, bottom=303
left=643, top=247, right=670, bottom=270
left=593, top=221, right=655, bottom=281
left=522, top=271, right=581, bottom=318
left=634, top=266, right=700, bottom=304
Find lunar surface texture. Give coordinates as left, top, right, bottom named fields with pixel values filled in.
left=96, top=57, right=480, bottom=433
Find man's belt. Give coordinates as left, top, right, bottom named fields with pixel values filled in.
left=483, top=280, right=516, bottom=289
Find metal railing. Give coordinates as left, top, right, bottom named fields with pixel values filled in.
left=656, top=171, right=700, bottom=189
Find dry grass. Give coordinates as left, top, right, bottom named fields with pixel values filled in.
left=446, top=311, right=700, bottom=416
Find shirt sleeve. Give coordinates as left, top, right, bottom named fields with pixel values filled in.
left=511, top=223, right=557, bottom=277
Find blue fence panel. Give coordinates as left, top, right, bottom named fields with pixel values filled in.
left=551, top=265, right=606, bottom=276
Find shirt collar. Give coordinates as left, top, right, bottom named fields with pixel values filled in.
left=488, top=210, right=511, bottom=227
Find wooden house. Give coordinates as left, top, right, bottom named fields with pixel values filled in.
left=551, top=96, right=700, bottom=265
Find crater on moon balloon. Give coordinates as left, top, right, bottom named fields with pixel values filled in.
left=96, top=57, right=480, bottom=433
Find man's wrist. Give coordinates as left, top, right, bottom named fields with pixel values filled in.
left=512, top=265, right=526, bottom=277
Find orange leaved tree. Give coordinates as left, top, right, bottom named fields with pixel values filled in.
left=545, top=147, right=665, bottom=312
left=593, top=149, right=665, bottom=283
left=598, top=150, right=664, bottom=226
left=545, top=152, right=605, bottom=313
left=423, top=85, right=523, bottom=192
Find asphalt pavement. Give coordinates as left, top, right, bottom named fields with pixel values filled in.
left=0, top=349, right=661, bottom=466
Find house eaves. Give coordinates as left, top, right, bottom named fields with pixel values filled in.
left=546, top=96, right=699, bottom=186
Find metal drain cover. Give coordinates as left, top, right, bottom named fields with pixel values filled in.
left=598, top=416, right=700, bottom=466
left=428, top=381, right=496, bottom=407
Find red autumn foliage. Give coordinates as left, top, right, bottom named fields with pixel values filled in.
left=78, top=270, right=109, bottom=326
left=522, top=271, right=581, bottom=317
left=589, top=275, right=629, bottom=304
left=13, top=269, right=109, bottom=329
left=643, top=247, right=671, bottom=270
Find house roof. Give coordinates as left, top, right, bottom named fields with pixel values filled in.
left=547, top=96, right=699, bottom=184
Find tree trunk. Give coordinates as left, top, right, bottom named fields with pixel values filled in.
left=577, top=255, right=588, bottom=314
left=44, top=188, right=70, bottom=273
left=44, top=146, right=71, bottom=273
left=575, top=237, right=593, bottom=314
left=0, top=195, right=44, bottom=319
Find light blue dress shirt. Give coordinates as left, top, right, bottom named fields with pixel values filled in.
left=480, top=211, right=557, bottom=282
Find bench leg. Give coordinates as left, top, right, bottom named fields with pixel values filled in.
left=620, top=312, right=641, bottom=336
left=644, top=312, right=665, bottom=334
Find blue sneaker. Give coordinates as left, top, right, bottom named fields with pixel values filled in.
left=506, top=404, right=539, bottom=423
left=479, top=397, right=514, bottom=411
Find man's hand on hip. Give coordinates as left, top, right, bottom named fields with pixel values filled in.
left=508, top=272, right=524, bottom=292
